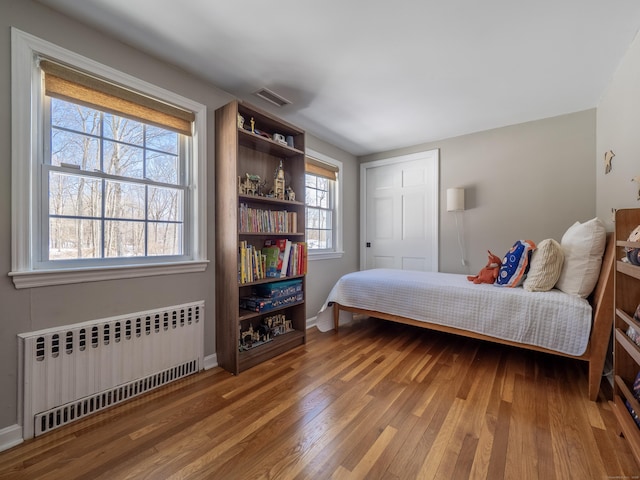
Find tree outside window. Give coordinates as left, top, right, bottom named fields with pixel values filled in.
left=47, top=98, right=184, bottom=261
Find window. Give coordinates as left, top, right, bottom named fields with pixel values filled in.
left=10, top=29, right=207, bottom=288
left=305, top=150, right=343, bottom=260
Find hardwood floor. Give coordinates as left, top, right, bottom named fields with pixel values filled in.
left=0, top=317, right=638, bottom=479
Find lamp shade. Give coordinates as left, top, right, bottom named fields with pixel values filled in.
left=446, top=187, right=465, bottom=212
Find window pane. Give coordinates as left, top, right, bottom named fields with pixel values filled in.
left=305, top=188, right=318, bottom=207
left=305, top=175, right=317, bottom=189
left=51, top=99, right=101, bottom=136
left=306, top=229, right=320, bottom=249
left=148, top=222, right=182, bottom=256
left=316, top=177, right=329, bottom=190
left=49, top=172, right=102, bottom=217
left=318, top=229, right=330, bottom=249
left=51, top=129, right=101, bottom=170
left=146, top=151, right=179, bottom=184
left=305, top=170, right=336, bottom=251
left=146, top=126, right=178, bottom=154
left=306, top=207, right=319, bottom=228
left=318, top=210, right=331, bottom=229
left=49, top=218, right=101, bottom=260
left=317, top=189, right=329, bottom=209
left=103, top=114, right=144, bottom=146
left=45, top=94, right=187, bottom=263
left=104, top=220, right=145, bottom=257
left=105, top=180, right=146, bottom=220
left=148, top=186, right=183, bottom=222
left=103, top=141, right=144, bottom=178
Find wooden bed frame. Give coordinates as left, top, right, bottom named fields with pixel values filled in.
left=333, top=234, right=615, bottom=401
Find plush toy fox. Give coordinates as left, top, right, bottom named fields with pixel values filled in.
left=467, top=250, right=502, bottom=284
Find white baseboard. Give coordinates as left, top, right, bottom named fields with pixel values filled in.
left=203, top=353, right=218, bottom=370
left=0, top=424, right=23, bottom=453
left=306, top=316, right=317, bottom=329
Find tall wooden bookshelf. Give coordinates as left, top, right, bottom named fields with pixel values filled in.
left=215, top=100, right=306, bottom=374
left=612, top=208, right=640, bottom=466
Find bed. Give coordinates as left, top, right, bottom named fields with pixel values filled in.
left=316, top=233, right=614, bottom=401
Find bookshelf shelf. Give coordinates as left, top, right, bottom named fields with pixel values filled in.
left=215, top=100, right=307, bottom=374
left=612, top=208, right=640, bottom=467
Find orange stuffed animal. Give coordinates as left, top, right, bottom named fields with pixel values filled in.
left=467, top=250, right=502, bottom=284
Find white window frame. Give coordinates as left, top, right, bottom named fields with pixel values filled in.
left=305, top=148, right=343, bottom=261
left=10, top=28, right=208, bottom=289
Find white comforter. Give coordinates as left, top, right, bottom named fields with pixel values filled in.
left=316, top=268, right=593, bottom=356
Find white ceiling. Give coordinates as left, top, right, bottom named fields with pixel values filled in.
left=37, top=0, right=640, bottom=156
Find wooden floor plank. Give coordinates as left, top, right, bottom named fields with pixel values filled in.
left=0, top=317, right=637, bottom=480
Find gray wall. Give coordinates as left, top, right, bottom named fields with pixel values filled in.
left=0, top=0, right=358, bottom=434
left=305, top=135, right=360, bottom=318
left=597, top=30, right=640, bottom=227
left=0, top=0, right=223, bottom=430
left=360, top=110, right=597, bottom=275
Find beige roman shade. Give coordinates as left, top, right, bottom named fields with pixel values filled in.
left=40, top=59, right=195, bottom=136
left=305, top=156, right=338, bottom=180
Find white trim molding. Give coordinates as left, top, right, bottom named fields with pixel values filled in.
left=0, top=424, right=23, bottom=453
left=359, top=149, right=440, bottom=271
left=305, top=148, right=344, bottom=260
left=10, top=28, right=208, bottom=288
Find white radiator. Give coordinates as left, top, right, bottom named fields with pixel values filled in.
left=18, top=301, right=204, bottom=439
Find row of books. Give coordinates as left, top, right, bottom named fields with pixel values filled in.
left=239, top=239, right=307, bottom=284
left=238, top=203, right=298, bottom=234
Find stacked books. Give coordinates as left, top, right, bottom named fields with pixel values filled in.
left=240, top=279, right=304, bottom=312
left=238, top=204, right=297, bottom=233
left=239, top=239, right=307, bottom=284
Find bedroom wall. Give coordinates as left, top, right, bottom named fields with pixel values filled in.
left=0, top=0, right=358, bottom=441
left=0, top=0, right=224, bottom=436
left=304, top=135, right=360, bottom=320
left=597, top=29, right=640, bottom=228
left=359, top=110, right=597, bottom=276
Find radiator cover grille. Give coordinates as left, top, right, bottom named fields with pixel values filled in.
left=19, top=301, right=204, bottom=439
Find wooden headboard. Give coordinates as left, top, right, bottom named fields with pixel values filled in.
left=585, top=232, right=615, bottom=400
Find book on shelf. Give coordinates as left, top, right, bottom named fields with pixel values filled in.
left=262, top=245, right=280, bottom=278
left=239, top=203, right=297, bottom=233
left=239, top=241, right=267, bottom=284
left=280, top=240, right=292, bottom=278
left=262, top=239, right=308, bottom=278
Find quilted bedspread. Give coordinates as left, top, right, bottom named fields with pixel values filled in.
left=315, top=268, right=593, bottom=356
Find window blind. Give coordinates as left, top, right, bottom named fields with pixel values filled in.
left=40, top=59, right=195, bottom=136
left=305, top=156, right=338, bottom=181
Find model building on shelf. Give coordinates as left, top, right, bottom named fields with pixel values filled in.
left=238, top=314, right=294, bottom=351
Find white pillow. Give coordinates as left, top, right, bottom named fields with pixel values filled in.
left=523, top=238, right=564, bottom=292
left=555, top=218, right=607, bottom=298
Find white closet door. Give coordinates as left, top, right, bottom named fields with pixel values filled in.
left=361, top=150, right=439, bottom=271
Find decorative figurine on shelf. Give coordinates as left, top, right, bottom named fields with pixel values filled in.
left=250, top=117, right=255, bottom=134
left=285, top=186, right=295, bottom=202
left=238, top=173, right=264, bottom=196
left=272, top=133, right=287, bottom=145
left=271, top=160, right=286, bottom=200
left=237, top=113, right=245, bottom=129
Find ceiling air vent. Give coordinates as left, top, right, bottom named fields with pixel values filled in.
left=253, top=87, right=291, bottom=107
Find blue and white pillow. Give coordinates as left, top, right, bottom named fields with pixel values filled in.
left=496, top=240, right=536, bottom=288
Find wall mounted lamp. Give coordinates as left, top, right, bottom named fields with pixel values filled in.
left=446, top=187, right=465, bottom=212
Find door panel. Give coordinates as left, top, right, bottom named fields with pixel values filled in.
left=362, top=150, right=439, bottom=271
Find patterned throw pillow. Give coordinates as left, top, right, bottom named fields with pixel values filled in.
left=523, top=238, right=564, bottom=292
left=496, top=240, right=536, bottom=288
